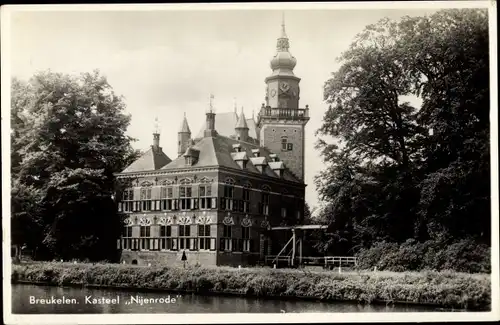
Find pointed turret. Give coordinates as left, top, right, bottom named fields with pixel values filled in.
left=235, top=107, right=249, bottom=142
left=178, top=112, right=192, bottom=157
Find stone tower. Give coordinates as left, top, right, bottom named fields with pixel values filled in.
left=177, top=113, right=191, bottom=157
left=257, top=14, right=310, bottom=181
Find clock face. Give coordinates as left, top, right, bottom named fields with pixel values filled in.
left=271, top=89, right=277, bottom=97
left=280, top=82, right=290, bottom=93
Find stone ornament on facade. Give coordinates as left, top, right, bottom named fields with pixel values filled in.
left=161, top=179, right=174, bottom=186
left=261, top=219, right=271, bottom=230
left=178, top=214, right=192, bottom=225
left=241, top=214, right=252, bottom=227
left=197, top=215, right=212, bottom=225
left=139, top=217, right=152, bottom=226
left=223, top=212, right=235, bottom=226
left=124, top=217, right=133, bottom=226
left=158, top=216, right=167, bottom=226
left=140, top=180, right=154, bottom=187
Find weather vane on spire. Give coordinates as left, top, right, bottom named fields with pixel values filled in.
left=277, top=11, right=289, bottom=51
left=154, top=116, right=160, bottom=134
left=209, top=93, right=215, bottom=112
left=281, top=11, right=287, bottom=38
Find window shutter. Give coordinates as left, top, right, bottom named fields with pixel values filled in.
left=219, top=238, right=225, bottom=251
left=212, top=197, right=217, bottom=209
left=232, top=238, right=238, bottom=252
left=117, top=239, right=121, bottom=249
left=194, top=198, right=199, bottom=209
left=220, top=198, right=225, bottom=210
left=171, top=238, right=178, bottom=251
left=210, top=238, right=216, bottom=251
left=238, top=239, right=243, bottom=252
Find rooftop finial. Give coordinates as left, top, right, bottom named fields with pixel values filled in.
left=277, top=12, right=289, bottom=52
left=281, top=11, right=287, bottom=38
left=154, top=116, right=160, bottom=134
left=209, top=93, right=215, bottom=113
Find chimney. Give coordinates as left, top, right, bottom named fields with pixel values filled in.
left=204, top=94, right=217, bottom=137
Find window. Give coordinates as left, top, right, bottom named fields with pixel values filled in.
left=121, top=188, right=134, bottom=212
left=159, top=225, right=172, bottom=250
left=140, top=187, right=152, bottom=211
left=281, top=137, right=293, bottom=151
left=281, top=137, right=288, bottom=151
left=198, top=225, right=211, bottom=250
left=140, top=226, right=151, bottom=250
left=178, top=225, right=191, bottom=250
left=242, top=187, right=250, bottom=213
left=221, top=179, right=235, bottom=211
left=242, top=227, right=251, bottom=252
left=121, top=226, right=133, bottom=250
left=160, top=186, right=175, bottom=210
left=220, top=225, right=232, bottom=251
left=179, top=186, right=192, bottom=210
left=199, top=184, right=212, bottom=209
left=259, top=188, right=270, bottom=216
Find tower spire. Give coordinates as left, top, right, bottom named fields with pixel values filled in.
left=281, top=11, right=287, bottom=38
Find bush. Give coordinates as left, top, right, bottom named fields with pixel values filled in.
left=356, top=239, right=490, bottom=273
left=11, top=261, right=491, bottom=310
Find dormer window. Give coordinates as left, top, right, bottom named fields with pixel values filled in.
left=232, top=144, right=242, bottom=153
left=185, top=156, right=193, bottom=166
left=252, top=149, right=260, bottom=157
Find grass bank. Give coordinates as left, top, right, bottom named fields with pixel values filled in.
left=11, top=262, right=491, bottom=310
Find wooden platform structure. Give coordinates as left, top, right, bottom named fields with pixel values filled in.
left=263, top=225, right=357, bottom=268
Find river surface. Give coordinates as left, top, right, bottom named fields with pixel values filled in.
left=12, top=284, right=445, bottom=314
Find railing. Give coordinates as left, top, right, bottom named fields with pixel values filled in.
left=265, top=255, right=292, bottom=266
left=324, top=256, right=358, bottom=267
left=263, top=255, right=358, bottom=268
left=258, top=107, right=309, bottom=120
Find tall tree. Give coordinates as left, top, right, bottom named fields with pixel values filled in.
left=316, top=9, right=490, bottom=251
left=11, top=70, right=138, bottom=261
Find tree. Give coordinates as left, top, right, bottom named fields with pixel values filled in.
left=11, top=70, right=138, bottom=261
left=316, top=9, right=490, bottom=253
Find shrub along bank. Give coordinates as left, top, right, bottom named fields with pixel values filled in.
left=12, top=262, right=491, bottom=310
left=355, top=239, right=491, bottom=273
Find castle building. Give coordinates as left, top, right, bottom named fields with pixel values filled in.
left=115, top=18, right=310, bottom=266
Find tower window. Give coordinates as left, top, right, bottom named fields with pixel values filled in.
left=281, top=137, right=288, bottom=151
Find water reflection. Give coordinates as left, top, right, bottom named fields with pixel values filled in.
left=12, top=284, right=439, bottom=314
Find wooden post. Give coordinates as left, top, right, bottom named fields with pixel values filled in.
left=291, top=229, right=296, bottom=267
left=299, top=230, right=303, bottom=267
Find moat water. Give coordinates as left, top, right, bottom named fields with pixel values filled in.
left=11, top=284, right=447, bottom=314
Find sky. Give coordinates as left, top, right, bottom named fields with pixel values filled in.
left=9, top=5, right=443, bottom=209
